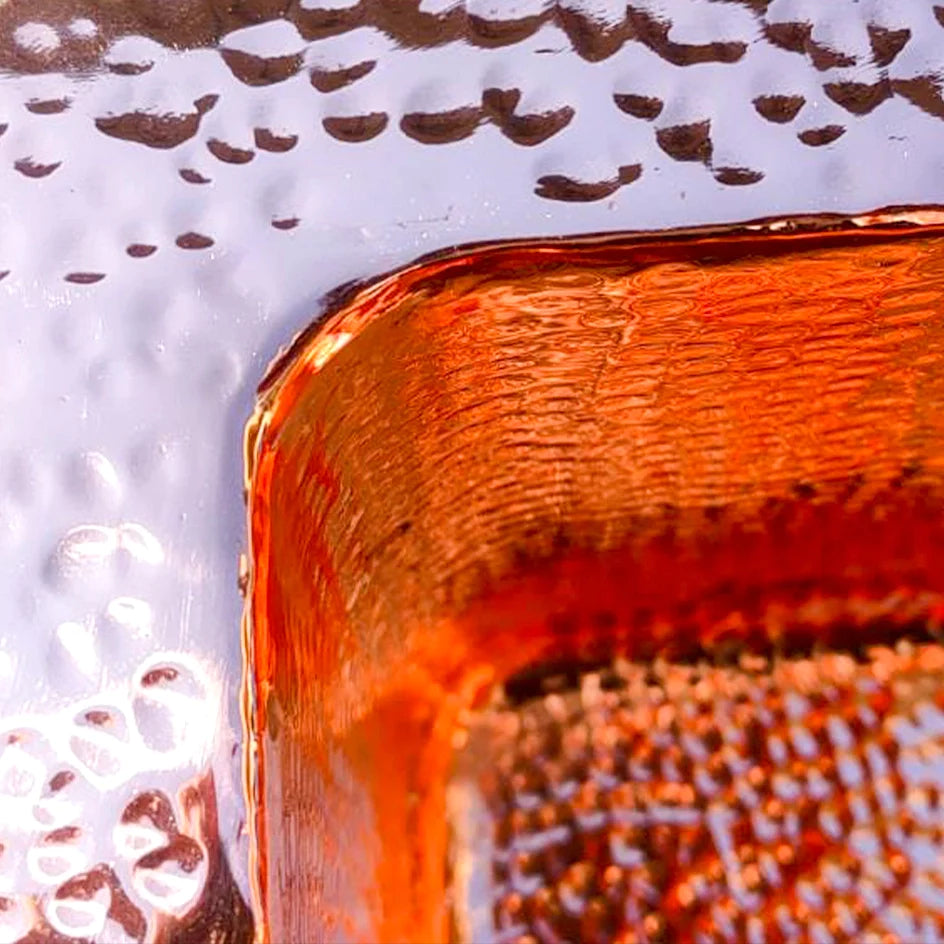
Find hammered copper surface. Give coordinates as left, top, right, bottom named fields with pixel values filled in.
left=450, top=648, right=944, bottom=944
left=246, top=219, right=944, bottom=942
left=3, top=0, right=944, bottom=940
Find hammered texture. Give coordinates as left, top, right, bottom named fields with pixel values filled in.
left=246, top=227, right=944, bottom=942
left=451, top=645, right=944, bottom=944
left=1, top=0, right=944, bottom=940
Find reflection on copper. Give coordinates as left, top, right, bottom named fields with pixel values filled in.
left=450, top=646, right=944, bottom=944
left=244, top=214, right=944, bottom=943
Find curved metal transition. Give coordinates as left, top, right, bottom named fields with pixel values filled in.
left=245, top=213, right=944, bottom=943
left=3, top=0, right=944, bottom=941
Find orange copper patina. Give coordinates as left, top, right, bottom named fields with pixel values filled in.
left=244, top=215, right=944, bottom=943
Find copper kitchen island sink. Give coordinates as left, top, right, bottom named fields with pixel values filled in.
left=244, top=214, right=944, bottom=943
left=5, top=0, right=944, bottom=940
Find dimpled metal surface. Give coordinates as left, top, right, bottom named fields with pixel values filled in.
left=245, top=224, right=944, bottom=943
left=450, top=646, right=944, bottom=944
left=1, top=0, right=944, bottom=940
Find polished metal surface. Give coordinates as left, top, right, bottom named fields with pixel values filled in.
left=1, top=0, right=944, bottom=940
left=247, top=223, right=944, bottom=942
